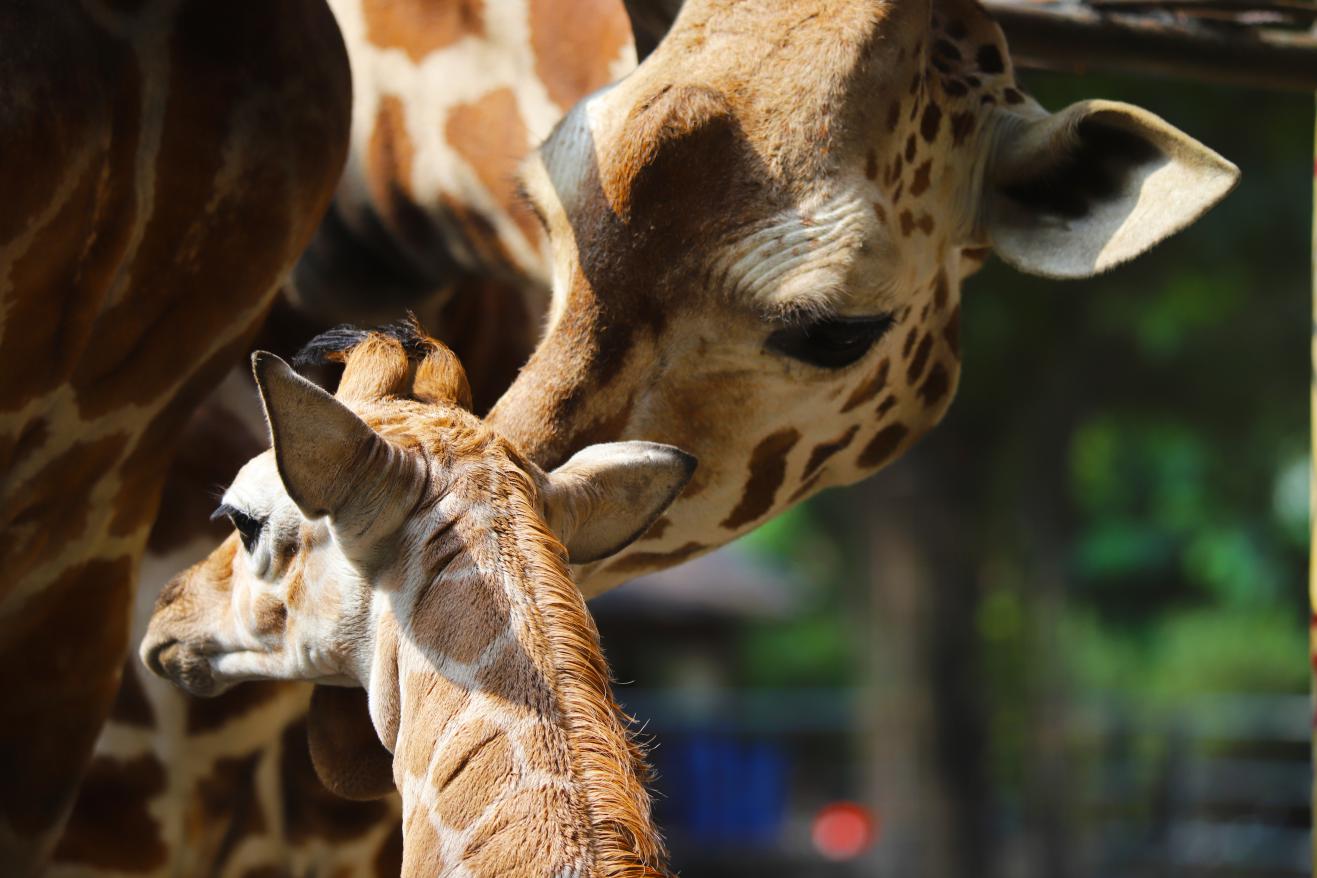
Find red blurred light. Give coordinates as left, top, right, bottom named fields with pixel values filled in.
left=811, top=801, right=877, bottom=861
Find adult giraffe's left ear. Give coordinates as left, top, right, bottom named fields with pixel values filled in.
left=542, top=441, right=697, bottom=563
left=983, top=100, right=1240, bottom=279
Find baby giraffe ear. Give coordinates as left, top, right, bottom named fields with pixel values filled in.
left=253, top=352, right=385, bottom=519
left=983, top=99, right=1239, bottom=279
left=306, top=685, right=396, bottom=801
left=541, top=442, right=696, bottom=564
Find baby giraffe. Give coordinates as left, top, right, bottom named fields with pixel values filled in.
left=140, top=326, right=690, bottom=877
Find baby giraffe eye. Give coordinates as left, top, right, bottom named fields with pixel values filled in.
left=212, top=504, right=266, bottom=554
left=766, top=313, right=897, bottom=370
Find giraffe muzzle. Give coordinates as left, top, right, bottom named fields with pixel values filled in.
left=140, top=635, right=220, bottom=697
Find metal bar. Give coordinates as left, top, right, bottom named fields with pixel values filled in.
left=984, top=0, right=1317, bottom=91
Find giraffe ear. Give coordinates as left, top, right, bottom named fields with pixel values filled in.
left=983, top=100, right=1239, bottom=279
left=541, top=441, right=696, bottom=563
left=253, top=352, right=422, bottom=548
left=622, top=0, right=684, bottom=61
left=306, top=685, right=396, bottom=801
left=253, top=352, right=384, bottom=519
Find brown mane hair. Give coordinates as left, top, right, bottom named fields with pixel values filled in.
left=501, top=464, right=669, bottom=878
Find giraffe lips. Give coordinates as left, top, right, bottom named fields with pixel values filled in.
left=141, top=637, right=221, bottom=697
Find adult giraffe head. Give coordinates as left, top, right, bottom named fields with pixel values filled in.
left=492, top=0, right=1238, bottom=592
left=141, top=331, right=688, bottom=875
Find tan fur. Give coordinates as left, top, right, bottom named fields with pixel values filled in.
left=142, top=331, right=674, bottom=877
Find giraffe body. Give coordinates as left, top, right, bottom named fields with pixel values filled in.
left=141, top=329, right=685, bottom=877
left=0, top=2, right=350, bottom=872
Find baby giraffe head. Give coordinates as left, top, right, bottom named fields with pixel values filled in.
left=142, top=325, right=690, bottom=875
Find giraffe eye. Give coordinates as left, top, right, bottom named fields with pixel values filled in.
left=766, top=313, right=896, bottom=370
left=212, top=504, right=265, bottom=554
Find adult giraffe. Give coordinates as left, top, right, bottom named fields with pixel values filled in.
left=69, top=0, right=1238, bottom=873
left=0, top=1, right=350, bottom=874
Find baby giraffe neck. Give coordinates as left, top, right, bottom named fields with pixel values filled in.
left=372, top=480, right=667, bottom=877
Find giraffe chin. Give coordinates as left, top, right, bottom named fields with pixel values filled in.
left=141, top=638, right=226, bottom=698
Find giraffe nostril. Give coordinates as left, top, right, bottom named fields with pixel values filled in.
left=142, top=638, right=177, bottom=679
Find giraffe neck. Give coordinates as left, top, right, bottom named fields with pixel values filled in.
left=371, top=481, right=665, bottom=877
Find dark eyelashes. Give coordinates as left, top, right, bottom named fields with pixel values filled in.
left=212, top=503, right=266, bottom=553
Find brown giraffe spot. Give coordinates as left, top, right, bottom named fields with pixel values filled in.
left=886, top=101, right=900, bottom=132
left=362, top=0, right=483, bottom=62
left=530, top=0, right=631, bottom=110
left=920, top=103, right=942, bottom=142
left=608, top=541, right=708, bottom=575
left=904, top=133, right=916, bottom=162
left=720, top=428, right=801, bottom=529
left=899, top=209, right=915, bottom=237
left=462, top=785, right=582, bottom=873
left=396, top=671, right=470, bottom=780
left=642, top=515, right=671, bottom=541
left=886, top=154, right=903, bottom=186
left=876, top=395, right=898, bottom=418
left=0, top=556, right=132, bottom=836
left=916, top=213, right=936, bottom=235
left=412, top=566, right=511, bottom=664
left=919, top=362, right=953, bottom=409
left=1003, top=87, right=1025, bottom=105
left=787, top=471, right=824, bottom=505
left=803, top=426, right=860, bottom=479
left=50, top=753, right=167, bottom=871
left=901, top=326, right=917, bottom=358
left=187, top=680, right=286, bottom=735
left=950, top=111, right=976, bottom=147
left=476, top=636, right=554, bottom=716
left=375, top=826, right=405, bottom=878
left=933, top=272, right=949, bottom=311
left=933, top=39, right=962, bottom=62
left=908, top=334, right=933, bottom=383
left=107, top=660, right=154, bottom=728
left=892, top=180, right=904, bottom=203
left=446, top=88, right=541, bottom=246
left=910, top=159, right=933, bottom=196
left=432, top=722, right=514, bottom=830
left=864, top=148, right=878, bottom=180
left=841, top=358, right=890, bottom=413
left=195, top=752, right=266, bottom=871
left=872, top=202, right=887, bottom=224
left=857, top=424, right=910, bottom=469
left=280, top=717, right=391, bottom=844
left=943, top=305, right=962, bottom=359
left=941, top=78, right=969, bottom=98
left=367, top=93, right=416, bottom=216
left=977, top=44, right=1005, bottom=74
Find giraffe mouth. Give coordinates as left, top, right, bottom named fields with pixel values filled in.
left=141, top=636, right=222, bottom=697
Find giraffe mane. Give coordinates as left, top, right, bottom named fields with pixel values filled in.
left=501, top=466, right=669, bottom=878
